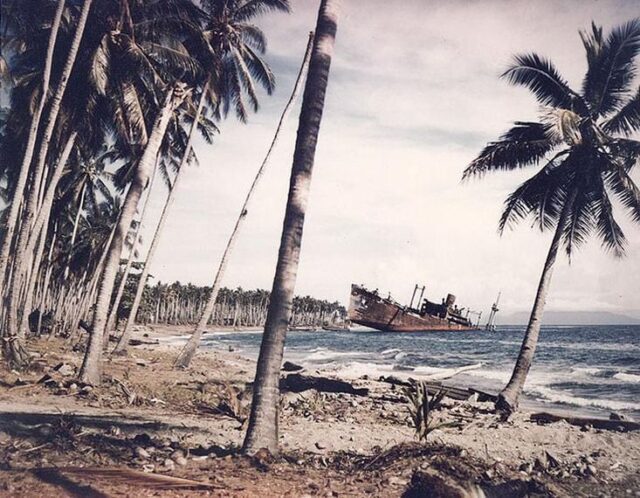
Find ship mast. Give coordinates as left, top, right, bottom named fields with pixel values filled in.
left=485, top=292, right=501, bottom=331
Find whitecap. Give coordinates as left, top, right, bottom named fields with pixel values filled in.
left=613, top=372, right=640, bottom=383
left=527, top=385, right=640, bottom=412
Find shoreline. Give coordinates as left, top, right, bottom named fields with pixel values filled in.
left=157, top=324, right=639, bottom=421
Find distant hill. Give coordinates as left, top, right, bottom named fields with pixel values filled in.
left=500, top=311, right=640, bottom=326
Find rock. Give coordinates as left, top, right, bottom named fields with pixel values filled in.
left=174, top=456, right=188, bottom=466
left=519, top=462, right=533, bottom=474
left=170, top=450, right=184, bottom=460
left=135, top=358, right=148, bottom=367
left=609, top=412, right=626, bottom=421
left=282, top=361, right=304, bottom=372
left=315, top=442, right=327, bottom=450
left=80, top=385, right=93, bottom=395
left=534, top=456, right=548, bottom=471
left=545, top=450, right=561, bottom=468
left=135, top=447, right=151, bottom=459
left=142, top=464, right=155, bottom=473
left=162, top=458, right=175, bottom=471
left=584, top=456, right=595, bottom=465
left=53, top=362, right=74, bottom=376
left=586, top=465, right=597, bottom=476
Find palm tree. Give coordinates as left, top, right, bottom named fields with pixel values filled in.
left=174, top=30, right=312, bottom=368
left=242, top=0, right=341, bottom=455
left=463, top=20, right=640, bottom=415
left=0, top=0, right=66, bottom=297
left=79, top=83, right=190, bottom=385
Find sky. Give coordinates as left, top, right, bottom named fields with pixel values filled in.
left=139, top=0, right=640, bottom=319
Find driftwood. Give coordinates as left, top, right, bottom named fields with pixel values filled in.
left=280, top=373, right=369, bottom=396
left=128, top=338, right=160, bottom=346
left=530, top=412, right=640, bottom=432
left=378, top=376, right=497, bottom=403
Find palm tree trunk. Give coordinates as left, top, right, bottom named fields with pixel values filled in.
left=2, top=132, right=76, bottom=365
left=105, top=156, right=159, bottom=336
left=36, top=223, right=58, bottom=336
left=0, top=0, right=65, bottom=296
left=242, top=1, right=340, bottom=455
left=79, top=86, right=184, bottom=385
left=496, top=190, right=577, bottom=415
left=114, top=86, right=206, bottom=354
left=4, top=0, right=92, bottom=343
left=63, top=182, right=87, bottom=279
left=173, top=35, right=314, bottom=369
left=17, top=132, right=78, bottom=335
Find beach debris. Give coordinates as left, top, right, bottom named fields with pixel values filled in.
left=52, top=362, right=75, bottom=377
left=282, top=361, right=304, bottom=372
left=609, top=412, right=627, bottom=421
left=280, top=373, right=369, bottom=396
left=128, top=338, right=160, bottom=346
left=135, top=446, right=151, bottom=459
left=48, top=467, right=216, bottom=489
left=530, top=412, right=640, bottom=432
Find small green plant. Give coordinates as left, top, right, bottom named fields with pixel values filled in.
left=405, top=382, right=451, bottom=441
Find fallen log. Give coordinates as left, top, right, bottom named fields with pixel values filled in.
left=280, top=373, right=369, bottom=396
left=128, top=338, right=160, bottom=346
left=530, top=412, right=640, bottom=432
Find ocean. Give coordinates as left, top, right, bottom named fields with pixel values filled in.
left=179, top=325, right=640, bottom=419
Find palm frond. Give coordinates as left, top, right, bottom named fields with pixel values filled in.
left=604, top=160, right=640, bottom=224
left=239, top=23, right=267, bottom=53
left=231, top=45, right=259, bottom=111
left=498, top=157, right=570, bottom=234
left=242, top=43, right=275, bottom=94
left=463, top=122, right=559, bottom=178
left=233, top=0, right=291, bottom=22
left=603, top=86, right=640, bottom=135
left=90, top=34, right=111, bottom=95
left=582, top=18, right=640, bottom=117
left=37, top=466, right=216, bottom=490
left=562, top=176, right=598, bottom=259
left=595, top=177, right=626, bottom=257
left=502, top=53, right=578, bottom=109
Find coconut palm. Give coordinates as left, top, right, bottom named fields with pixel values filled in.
left=0, top=0, right=66, bottom=298
left=463, top=20, right=640, bottom=415
left=242, top=0, right=341, bottom=455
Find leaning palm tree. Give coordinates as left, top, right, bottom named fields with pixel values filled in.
left=463, top=20, right=640, bottom=415
left=242, top=0, right=341, bottom=455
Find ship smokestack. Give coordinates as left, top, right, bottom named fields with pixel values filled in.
left=445, top=294, right=456, bottom=308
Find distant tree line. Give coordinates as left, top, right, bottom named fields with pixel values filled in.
left=112, top=276, right=346, bottom=329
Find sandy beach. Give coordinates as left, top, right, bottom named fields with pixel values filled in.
left=1, top=325, right=639, bottom=497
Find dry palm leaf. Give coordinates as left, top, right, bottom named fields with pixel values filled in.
left=42, top=466, right=218, bottom=490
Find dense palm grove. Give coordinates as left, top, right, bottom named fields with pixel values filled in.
left=0, top=0, right=297, bottom=373
left=117, top=282, right=346, bottom=329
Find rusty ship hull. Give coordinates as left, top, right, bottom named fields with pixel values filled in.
left=348, top=284, right=477, bottom=332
